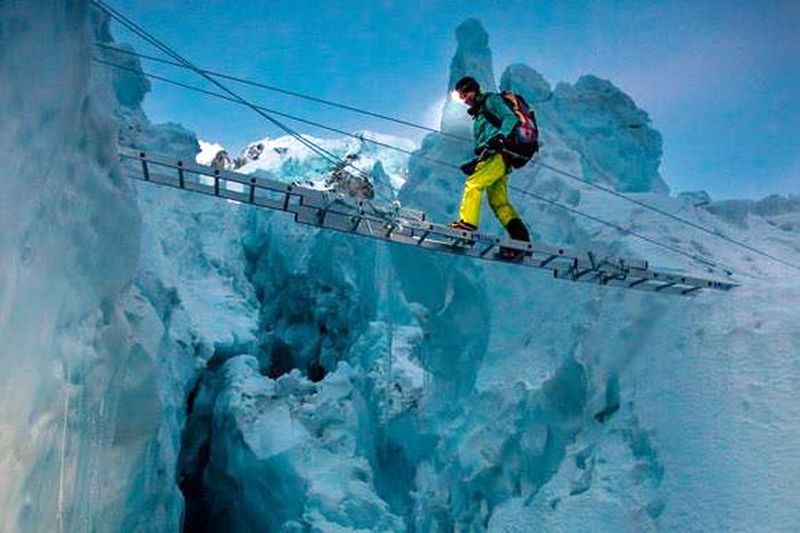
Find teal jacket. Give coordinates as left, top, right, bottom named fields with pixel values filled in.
left=469, top=93, right=520, bottom=149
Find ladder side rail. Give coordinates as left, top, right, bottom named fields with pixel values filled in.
left=121, top=148, right=738, bottom=295
left=288, top=196, right=729, bottom=294
left=284, top=198, right=721, bottom=296
left=128, top=166, right=734, bottom=294
left=121, top=148, right=328, bottom=205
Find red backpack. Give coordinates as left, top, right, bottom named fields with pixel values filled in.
left=482, top=91, right=540, bottom=168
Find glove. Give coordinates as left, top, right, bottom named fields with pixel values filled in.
left=460, top=158, right=479, bottom=176
left=487, top=134, right=506, bottom=150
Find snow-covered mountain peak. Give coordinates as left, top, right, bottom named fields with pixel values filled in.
left=196, top=131, right=415, bottom=198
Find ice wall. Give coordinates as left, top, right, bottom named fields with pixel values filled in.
left=93, top=13, right=423, bottom=530
left=3, top=6, right=799, bottom=532
left=547, top=75, right=668, bottom=193
left=161, top=18, right=799, bottom=532
left=395, top=19, right=800, bottom=532
left=105, top=14, right=800, bottom=533
left=0, top=2, right=146, bottom=531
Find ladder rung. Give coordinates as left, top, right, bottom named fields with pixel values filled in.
left=119, top=147, right=738, bottom=297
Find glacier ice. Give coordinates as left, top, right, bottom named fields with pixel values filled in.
left=546, top=75, right=668, bottom=194
left=499, top=63, right=553, bottom=104
left=0, top=2, right=147, bottom=531
left=707, top=193, right=800, bottom=231
left=2, top=5, right=800, bottom=533
left=198, top=131, right=412, bottom=203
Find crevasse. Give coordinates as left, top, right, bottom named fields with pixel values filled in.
left=1, top=5, right=799, bottom=533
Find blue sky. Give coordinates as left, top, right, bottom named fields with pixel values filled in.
left=108, top=0, right=798, bottom=200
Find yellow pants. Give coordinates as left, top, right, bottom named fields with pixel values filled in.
left=458, top=154, right=519, bottom=227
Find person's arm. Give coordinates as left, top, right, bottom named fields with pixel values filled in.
left=485, top=94, right=519, bottom=138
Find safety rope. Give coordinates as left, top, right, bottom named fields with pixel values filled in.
left=93, top=42, right=800, bottom=272
left=91, top=5, right=800, bottom=273
left=93, top=57, right=737, bottom=275
left=90, top=0, right=374, bottom=184
left=508, top=187, right=731, bottom=273
left=93, top=42, right=473, bottom=144
left=92, top=58, right=451, bottom=170
left=532, top=160, right=800, bottom=271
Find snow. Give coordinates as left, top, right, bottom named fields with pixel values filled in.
left=199, top=131, right=415, bottom=197
left=2, top=6, right=799, bottom=533
left=196, top=140, right=226, bottom=166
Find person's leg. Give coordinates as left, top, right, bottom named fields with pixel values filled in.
left=487, top=175, right=531, bottom=259
left=486, top=174, right=520, bottom=227
left=457, top=154, right=507, bottom=227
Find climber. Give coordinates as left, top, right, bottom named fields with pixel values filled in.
left=450, top=75, right=531, bottom=260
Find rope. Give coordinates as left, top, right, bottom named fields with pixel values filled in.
left=93, top=41, right=800, bottom=271
left=93, top=6, right=799, bottom=273
left=90, top=0, right=373, bottom=184
left=532, top=161, right=800, bottom=271
left=94, top=57, right=734, bottom=274
left=508, top=186, right=732, bottom=273
left=92, top=58, right=456, bottom=171
left=93, top=42, right=474, bottom=144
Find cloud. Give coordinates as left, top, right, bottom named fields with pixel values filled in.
left=196, top=140, right=225, bottom=165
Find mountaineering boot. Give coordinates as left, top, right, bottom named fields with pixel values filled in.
left=506, top=218, right=530, bottom=241
left=450, top=220, right=478, bottom=232
left=498, top=218, right=531, bottom=261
